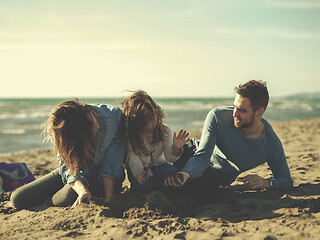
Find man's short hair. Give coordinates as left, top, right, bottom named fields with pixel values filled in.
left=235, top=80, right=269, bottom=111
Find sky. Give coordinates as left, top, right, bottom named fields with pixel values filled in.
left=0, top=0, right=319, bottom=98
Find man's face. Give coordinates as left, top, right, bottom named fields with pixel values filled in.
left=233, top=94, right=255, bottom=129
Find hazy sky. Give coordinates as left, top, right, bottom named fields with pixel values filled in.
left=1, top=0, right=319, bottom=98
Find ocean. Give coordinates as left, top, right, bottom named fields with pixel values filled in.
left=0, top=96, right=319, bottom=154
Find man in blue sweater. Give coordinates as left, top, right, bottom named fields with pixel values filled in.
left=166, top=80, right=293, bottom=191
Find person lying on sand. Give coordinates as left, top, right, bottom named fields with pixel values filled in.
left=120, top=90, right=189, bottom=193
left=165, top=80, right=293, bottom=192
left=10, top=100, right=126, bottom=209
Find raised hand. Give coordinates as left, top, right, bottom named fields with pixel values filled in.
left=173, top=129, right=189, bottom=153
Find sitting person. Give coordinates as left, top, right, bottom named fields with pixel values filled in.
left=10, top=99, right=126, bottom=209
left=120, top=90, right=189, bottom=193
left=165, top=80, right=293, bottom=192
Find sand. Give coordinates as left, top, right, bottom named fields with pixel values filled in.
left=1, top=117, right=320, bottom=239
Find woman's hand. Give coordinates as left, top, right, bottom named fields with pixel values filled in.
left=103, top=176, right=115, bottom=202
left=173, top=130, right=189, bottom=153
left=69, top=180, right=91, bottom=209
left=71, top=190, right=92, bottom=209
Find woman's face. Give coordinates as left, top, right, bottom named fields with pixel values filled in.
left=143, top=113, right=158, bottom=133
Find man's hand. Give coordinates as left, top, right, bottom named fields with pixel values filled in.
left=173, top=130, right=189, bottom=153
left=164, top=171, right=190, bottom=188
left=71, top=190, right=91, bottom=209
left=242, top=174, right=271, bottom=190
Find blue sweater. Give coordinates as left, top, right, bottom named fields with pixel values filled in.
left=59, top=104, right=125, bottom=187
left=182, top=106, right=293, bottom=191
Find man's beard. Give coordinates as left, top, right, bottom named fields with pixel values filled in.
left=234, top=113, right=255, bottom=129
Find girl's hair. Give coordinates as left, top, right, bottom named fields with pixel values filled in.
left=44, top=99, right=96, bottom=175
left=120, top=90, right=166, bottom=156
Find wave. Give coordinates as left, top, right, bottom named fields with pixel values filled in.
left=270, top=101, right=317, bottom=112
left=0, top=112, right=49, bottom=120
left=159, top=100, right=233, bottom=111
left=0, top=129, right=26, bottom=135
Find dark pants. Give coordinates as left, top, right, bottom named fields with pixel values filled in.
left=127, top=163, right=177, bottom=193
left=173, top=141, right=238, bottom=195
left=10, top=168, right=116, bottom=210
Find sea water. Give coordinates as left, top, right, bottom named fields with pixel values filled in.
left=0, top=96, right=319, bottom=154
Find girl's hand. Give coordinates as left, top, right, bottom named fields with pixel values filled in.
left=137, top=171, right=149, bottom=184
left=71, top=190, right=91, bottom=209
left=173, top=129, right=189, bottom=153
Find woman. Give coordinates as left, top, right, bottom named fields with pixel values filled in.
left=10, top=99, right=125, bottom=209
left=120, top=90, right=189, bottom=193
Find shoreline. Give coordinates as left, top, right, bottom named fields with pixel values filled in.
left=0, top=117, right=320, bottom=156
left=1, top=116, right=319, bottom=156
left=1, top=117, right=320, bottom=239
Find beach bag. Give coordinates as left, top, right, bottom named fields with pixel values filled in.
left=0, top=162, right=35, bottom=192
left=174, top=139, right=198, bottom=171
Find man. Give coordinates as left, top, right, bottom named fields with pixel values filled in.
left=165, top=80, right=293, bottom=191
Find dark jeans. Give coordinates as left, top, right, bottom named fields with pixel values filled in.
left=127, top=163, right=177, bottom=193
left=10, top=168, right=122, bottom=210
left=173, top=141, right=238, bottom=192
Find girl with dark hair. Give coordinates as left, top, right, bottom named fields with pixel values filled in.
left=120, top=90, right=189, bottom=193
left=10, top=100, right=125, bottom=209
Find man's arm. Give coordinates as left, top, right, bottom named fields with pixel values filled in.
left=268, top=136, right=293, bottom=191
left=262, top=133, right=293, bottom=191
left=166, top=109, right=219, bottom=187
left=181, top=109, right=219, bottom=179
left=267, top=159, right=293, bottom=191
left=243, top=135, right=293, bottom=191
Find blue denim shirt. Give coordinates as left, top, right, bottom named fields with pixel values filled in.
left=182, top=106, right=293, bottom=191
left=59, top=104, right=125, bottom=187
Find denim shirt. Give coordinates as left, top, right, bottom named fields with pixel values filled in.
left=59, top=104, right=125, bottom=187
left=182, top=106, right=293, bottom=191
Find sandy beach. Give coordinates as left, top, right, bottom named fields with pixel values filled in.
left=0, top=117, right=320, bottom=239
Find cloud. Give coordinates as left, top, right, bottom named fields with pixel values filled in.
left=0, top=30, right=139, bottom=50
left=0, top=42, right=138, bottom=51
left=257, top=28, right=320, bottom=40
left=266, top=0, right=320, bottom=9
left=212, top=27, right=320, bottom=40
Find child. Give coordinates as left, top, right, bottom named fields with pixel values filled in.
left=120, top=90, right=189, bottom=193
